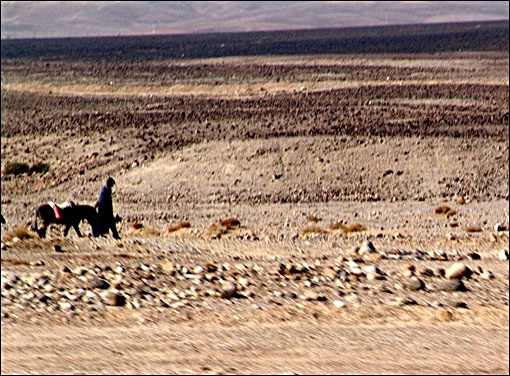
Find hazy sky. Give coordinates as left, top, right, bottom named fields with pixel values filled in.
left=1, top=1, right=509, bottom=39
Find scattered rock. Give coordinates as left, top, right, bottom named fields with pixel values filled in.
left=498, top=249, right=508, bottom=261
left=344, top=293, right=360, bottom=306
left=59, top=301, right=75, bottom=311
left=74, top=267, right=88, bottom=276
left=402, top=269, right=414, bottom=278
left=359, top=240, right=376, bottom=255
left=379, top=285, right=393, bottom=294
left=366, top=272, right=385, bottom=281
left=494, top=223, right=508, bottom=232
left=1, top=272, right=19, bottom=288
left=88, top=276, right=110, bottom=290
left=480, top=270, right=494, bottom=280
left=100, top=291, right=126, bottom=306
left=444, top=263, right=471, bottom=280
left=406, top=277, right=425, bottom=291
left=303, top=291, right=319, bottom=301
left=418, top=268, right=434, bottom=277
left=456, top=196, right=466, bottom=205
left=447, top=301, right=469, bottom=309
left=435, top=309, right=453, bottom=322
left=402, top=264, right=416, bottom=272
left=430, top=250, right=448, bottom=261
left=437, top=279, right=467, bottom=292
left=395, top=296, right=418, bottom=306
left=322, top=267, right=338, bottom=279
left=362, top=265, right=380, bottom=275
left=446, top=233, right=457, bottom=241
left=59, top=265, right=71, bottom=273
left=160, top=261, right=175, bottom=274
left=467, top=252, right=481, bottom=260
left=365, top=252, right=383, bottom=262
left=333, top=300, right=346, bottom=308
left=220, top=282, right=237, bottom=299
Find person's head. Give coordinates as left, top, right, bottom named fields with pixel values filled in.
left=105, top=177, right=116, bottom=188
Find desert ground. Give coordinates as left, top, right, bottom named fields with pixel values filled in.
left=1, top=47, right=509, bottom=374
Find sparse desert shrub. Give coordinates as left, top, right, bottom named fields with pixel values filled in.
left=446, top=209, right=456, bottom=217
left=342, top=223, right=366, bottom=233
left=131, top=222, right=143, bottom=230
left=29, top=162, right=50, bottom=174
left=465, top=225, right=483, bottom=233
left=167, top=221, right=191, bottom=234
left=2, top=162, right=29, bottom=176
left=434, top=205, right=451, bottom=214
left=125, top=222, right=160, bottom=236
left=220, top=217, right=240, bottom=227
left=204, top=223, right=229, bottom=240
left=2, top=226, right=38, bottom=242
left=204, top=218, right=241, bottom=239
left=307, top=215, right=320, bottom=223
left=327, top=222, right=366, bottom=233
left=434, top=205, right=456, bottom=217
left=300, top=225, right=328, bottom=235
left=328, top=221, right=347, bottom=231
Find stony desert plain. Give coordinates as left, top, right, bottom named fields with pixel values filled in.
left=1, top=24, right=509, bottom=374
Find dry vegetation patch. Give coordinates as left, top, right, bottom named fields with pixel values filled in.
left=2, top=226, right=38, bottom=242
left=465, top=225, right=483, bottom=233
left=203, top=217, right=244, bottom=239
left=434, top=205, right=457, bottom=217
left=125, top=222, right=161, bottom=236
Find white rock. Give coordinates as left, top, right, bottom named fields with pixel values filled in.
left=445, top=263, right=469, bottom=279
left=349, top=267, right=363, bottom=276
left=345, top=293, right=360, bottom=306
left=480, top=271, right=494, bottom=280
left=359, top=240, right=376, bottom=255
left=498, top=249, right=509, bottom=261
left=59, top=301, right=74, bottom=311
left=333, top=300, right=346, bottom=308
left=345, top=260, right=360, bottom=269
left=220, top=282, right=237, bottom=299
left=193, top=266, right=204, bottom=274
left=363, top=265, right=379, bottom=275
left=237, top=277, right=250, bottom=288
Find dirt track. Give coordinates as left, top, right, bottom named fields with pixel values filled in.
left=2, top=320, right=508, bottom=375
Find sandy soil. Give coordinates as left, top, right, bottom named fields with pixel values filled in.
left=1, top=51, right=509, bottom=374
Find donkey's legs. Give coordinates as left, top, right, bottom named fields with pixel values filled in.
left=73, top=224, right=83, bottom=238
left=37, top=224, right=48, bottom=238
left=62, top=223, right=83, bottom=237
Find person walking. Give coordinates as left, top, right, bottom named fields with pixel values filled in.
left=93, top=176, right=121, bottom=239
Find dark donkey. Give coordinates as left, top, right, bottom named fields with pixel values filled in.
left=33, top=202, right=98, bottom=238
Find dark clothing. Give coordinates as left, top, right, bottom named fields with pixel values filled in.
left=93, top=185, right=120, bottom=239
left=97, top=186, right=113, bottom=217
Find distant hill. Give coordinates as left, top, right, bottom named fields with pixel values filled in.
left=1, top=20, right=508, bottom=61
left=1, top=1, right=508, bottom=39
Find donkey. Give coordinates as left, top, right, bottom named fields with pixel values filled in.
left=33, top=202, right=98, bottom=238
